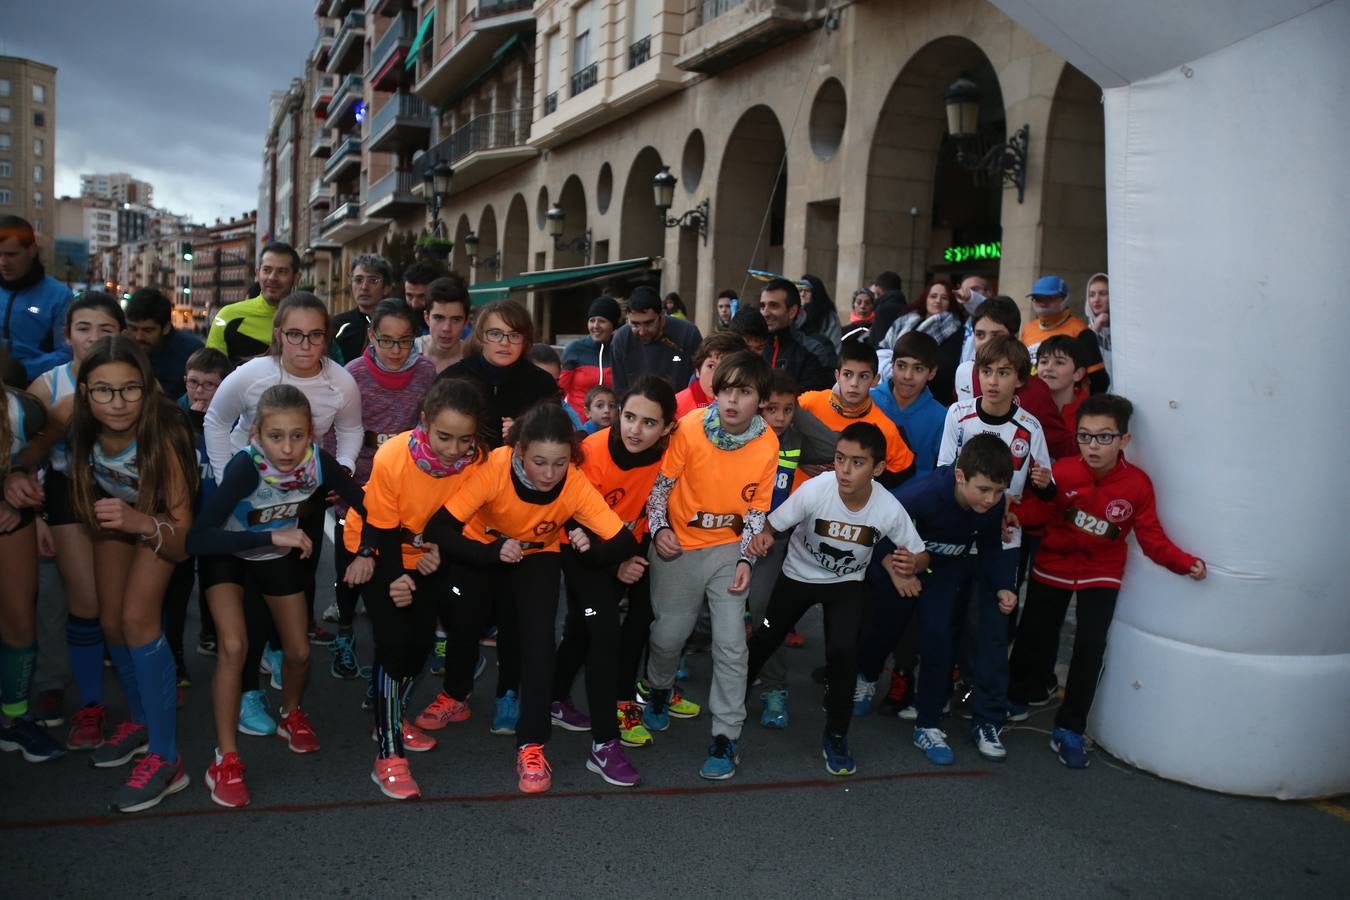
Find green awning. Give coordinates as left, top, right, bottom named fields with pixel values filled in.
left=405, top=10, right=435, bottom=71
left=468, top=258, right=657, bottom=305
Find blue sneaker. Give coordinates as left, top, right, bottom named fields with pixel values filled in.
left=822, top=732, right=856, bottom=776
left=429, top=637, right=446, bottom=676
left=490, top=690, right=519, bottom=735
left=641, top=687, right=670, bottom=732
left=699, top=735, right=739, bottom=780
left=852, top=675, right=876, bottom=717
left=1051, top=727, right=1089, bottom=769
left=913, top=726, right=955, bottom=765
left=362, top=680, right=375, bottom=711
left=675, top=655, right=689, bottom=682
left=261, top=646, right=283, bottom=691
left=474, top=653, right=487, bottom=681
left=238, top=690, right=277, bottom=736
left=0, top=716, right=66, bottom=762
left=759, top=688, right=789, bottom=729
left=330, top=633, right=360, bottom=680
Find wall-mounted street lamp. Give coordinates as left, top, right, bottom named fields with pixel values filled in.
left=652, top=166, right=709, bottom=244
left=944, top=78, right=1029, bottom=204
left=545, top=205, right=592, bottom=264
left=422, top=158, right=454, bottom=235
left=462, top=231, right=501, bottom=273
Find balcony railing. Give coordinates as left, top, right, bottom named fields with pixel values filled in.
left=310, top=126, right=334, bottom=157
left=446, top=107, right=529, bottom=165
left=329, top=10, right=367, bottom=73
left=322, top=200, right=361, bottom=232
left=323, top=135, right=361, bottom=178
left=570, top=62, right=598, bottom=98
left=477, top=0, right=532, bottom=16
left=370, top=92, right=431, bottom=139
left=364, top=169, right=419, bottom=208
left=700, top=0, right=748, bottom=24
left=628, top=35, right=651, bottom=69
left=309, top=175, right=333, bottom=206
left=328, top=74, right=364, bottom=121
left=312, top=25, right=336, bottom=65
left=371, top=11, right=415, bottom=78
left=544, top=91, right=558, bottom=116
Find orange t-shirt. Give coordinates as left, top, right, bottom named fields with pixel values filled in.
left=342, top=431, right=473, bottom=569
left=795, top=389, right=915, bottom=489
left=445, top=445, right=623, bottom=555
left=1021, top=313, right=1105, bottom=377
left=662, top=408, right=778, bottom=551
left=579, top=428, right=664, bottom=540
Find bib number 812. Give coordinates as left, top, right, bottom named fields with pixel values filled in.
left=698, top=513, right=737, bottom=529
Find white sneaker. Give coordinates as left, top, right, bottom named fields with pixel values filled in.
left=972, top=723, right=1007, bottom=760
left=897, top=704, right=917, bottom=721
left=851, top=676, right=876, bottom=717
left=321, top=603, right=340, bottom=624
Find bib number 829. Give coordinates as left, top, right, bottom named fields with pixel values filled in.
left=1072, top=509, right=1110, bottom=536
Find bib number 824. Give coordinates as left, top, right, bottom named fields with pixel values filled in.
left=256, top=502, right=301, bottom=525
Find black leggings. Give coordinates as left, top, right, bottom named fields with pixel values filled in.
left=364, top=567, right=443, bottom=678
left=552, top=547, right=620, bottom=743
left=1010, top=581, right=1119, bottom=733
left=162, top=556, right=215, bottom=666
left=440, top=564, right=519, bottom=703
left=334, top=517, right=360, bottom=630
left=614, top=559, right=653, bottom=697
left=747, top=576, right=866, bottom=736
left=240, top=505, right=327, bottom=692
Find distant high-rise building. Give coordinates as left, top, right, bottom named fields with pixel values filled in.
left=79, top=171, right=154, bottom=206
left=0, top=55, right=58, bottom=261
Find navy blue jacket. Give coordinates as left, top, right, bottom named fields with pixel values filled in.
left=151, top=328, right=205, bottom=401
left=1, top=270, right=72, bottom=382
left=892, top=466, right=1017, bottom=590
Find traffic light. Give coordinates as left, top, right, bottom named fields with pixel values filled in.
left=180, top=241, right=194, bottom=261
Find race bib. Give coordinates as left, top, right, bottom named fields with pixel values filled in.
left=812, top=519, right=877, bottom=546
left=687, top=511, right=745, bottom=533
left=1066, top=507, right=1122, bottom=540
left=249, top=501, right=302, bottom=526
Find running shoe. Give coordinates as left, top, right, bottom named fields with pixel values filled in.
left=675, top=655, right=689, bottom=682
left=822, top=732, right=856, bottom=776
left=550, top=699, right=592, bottom=733
left=238, top=690, right=277, bottom=736
left=852, top=675, right=877, bottom=717
left=371, top=720, right=437, bottom=753
left=972, top=723, right=1007, bottom=760
left=330, top=632, right=361, bottom=680
left=516, top=743, right=552, bottom=793
left=634, top=680, right=701, bottom=718
left=32, top=688, right=65, bottom=727
left=176, top=663, right=191, bottom=689
left=587, top=738, right=641, bottom=787
left=617, top=702, right=652, bottom=747
left=112, top=753, right=189, bottom=813
left=759, top=688, right=789, bottom=729
left=196, top=634, right=217, bottom=657
left=372, top=754, right=421, bottom=800
left=276, top=708, right=320, bottom=754
left=320, top=602, right=340, bottom=624
left=783, top=629, right=806, bottom=648
left=307, top=622, right=335, bottom=646
left=640, top=687, right=669, bottom=733
left=479, top=626, right=498, bottom=648
left=491, top=690, right=520, bottom=735
left=1051, top=727, right=1089, bottom=769
left=414, top=691, right=471, bottom=730
left=261, top=645, right=284, bottom=691
left=1006, top=702, right=1029, bottom=723
left=429, top=638, right=446, bottom=676
left=913, top=726, right=955, bottom=766
left=92, top=721, right=149, bottom=768
left=204, top=752, right=250, bottom=808
left=882, top=669, right=913, bottom=711
left=67, top=702, right=106, bottom=750
left=699, top=735, right=739, bottom=780
left=0, top=716, right=66, bottom=762
left=1025, top=681, right=1060, bottom=707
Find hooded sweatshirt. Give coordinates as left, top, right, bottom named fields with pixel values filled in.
left=1085, top=271, right=1112, bottom=379
left=559, top=335, right=610, bottom=417
left=0, top=260, right=72, bottom=382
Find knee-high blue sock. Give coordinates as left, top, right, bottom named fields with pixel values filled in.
left=66, top=615, right=105, bottom=706
left=0, top=641, right=37, bottom=720
left=130, top=635, right=177, bottom=761
left=106, top=643, right=146, bottom=723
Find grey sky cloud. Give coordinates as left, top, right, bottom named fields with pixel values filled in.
left=5, top=0, right=317, bottom=224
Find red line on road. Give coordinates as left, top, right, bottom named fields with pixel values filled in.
left=0, top=768, right=991, bottom=831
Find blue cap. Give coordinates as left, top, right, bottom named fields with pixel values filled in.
left=1028, top=275, right=1069, bottom=297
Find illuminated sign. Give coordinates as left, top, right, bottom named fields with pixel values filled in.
left=943, top=241, right=1001, bottom=263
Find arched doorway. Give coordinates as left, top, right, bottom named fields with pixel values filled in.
left=713, top=105, right=787, bottom=310
left=620, top=146, right=666, bottom=263
left=864, top=37, right=1006, bottom=296
left=554, top=174, right=589, bottom=269
left=1039, top=63, right=1106, bottom=316
left=476, top=205, right=498, bottom=287
left=501, top=193, right=529, bottom=279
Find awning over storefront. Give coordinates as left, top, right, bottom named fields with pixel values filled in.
left=405, top=10, right=435, bottom=70
left=467, top=257, right=658, bottom=305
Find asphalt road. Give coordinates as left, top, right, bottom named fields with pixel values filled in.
left=2, top=540, right=1346, bottom=898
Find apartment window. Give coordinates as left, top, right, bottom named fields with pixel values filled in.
left=33, top=112, right=44, bottom=128
left=0, top=107, right=9, bottom=124
left=0, top=189, right=10, bottom=205
left=0, top=162, right=9, bottom=178
left=570, top=1, right=598, bottom=97
left=0, top=134, right=8, bottom=150
left=34, top=164, right=44, bottom=182
left=0, top=79, right=9, bottom=97
left=630, top=0, right=655, bottom=43
left=33, top=191, right=43, bottom=208
left=32, top=84, right=46, bottom=104
left=35, top=217, right=43, bottom=233
left=544, top=30, right=562, bottom=107
left=33, top=138, right=43, bottom=156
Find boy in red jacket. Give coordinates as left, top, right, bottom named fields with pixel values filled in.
left=1010, top=394, right=1206, bottom=769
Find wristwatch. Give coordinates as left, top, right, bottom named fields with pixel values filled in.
left=357, top=546, right=377, bottom=559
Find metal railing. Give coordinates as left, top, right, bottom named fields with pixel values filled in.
left=699, top=0, right=747, bottom=24
left=328, top=74, right=364, bottom=118
left=310, top=126, right=334, bottom=155
left=365, top=169, right=419, bottom=206
left=371, top=11, right=414, bottom=70
left=477, top=0, right=531, bottom=18
left=324, top=135, right=361, bottom=176
left=309, top=175, right=332, bottom=204
left=417, top=108, right=530, bottom=179
left=370, top=92, right=431, bottom=138
left=544, top=91, right=558, bottom=115
left=628, top=35, right=651, bottom=69
left=570, top=62, right=598, bottom=97
left=322, top=200, right=360, bottom=231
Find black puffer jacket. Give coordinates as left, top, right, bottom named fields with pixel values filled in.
left=436, top=354, right=561, bottom=449
left=764, top=326, right=837, bottom=392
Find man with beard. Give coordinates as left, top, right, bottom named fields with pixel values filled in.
left=206, top=242, right=301, bottom=366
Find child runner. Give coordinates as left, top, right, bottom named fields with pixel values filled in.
left=581, top=384, right=616, bottom=435
left=330, top=299, right=436, bottom=681
left=187, top=385, right=366, bottom=807
left=551, top=376, right=677, bottom=772
left=1009, top=394, right=1205, bottom=768
left=675, top=332, right=748, bottom=419
left=341, top=378, right=487, bottom=800
left=415, top=278, right=471, bottom=374
left=68, top=335, right=200, bottom=811
left=642, top=350, right=779, bottom=780
left=415, top=403, right=637, bottom=793
left=746, top=423, right=928, bottom=775
left=1033, top=335, right=1089, bottom=445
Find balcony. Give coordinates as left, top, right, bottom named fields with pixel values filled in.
left=570, top=62, right=598, bottom=98
left=367, top=0, right=404, bottom=12
left=370, top=12, right=415, bottom=91
left=328, top=10, right=367, bottom=75
left=323, top=134, right=362, bottom=182
left=310, top=126, right=334, bottom=158
left=411, top=0, right=534, bottom=106
left=675, top=0, right=826, bottom=74
left=321, top=199, right=362, bottom=238
left=312, top=25, right=336, bottom=69
left=368, top=92, right=432, bottom=153
left=312, top=73, right=337, bottom=116
left=327, top=74, right=365, bottom=126
left=363, top=169, right=421, bottom=217
left=628, top=35, right=651, bottom=70
left=309, top=219, right=341, bottom=250
left=308, top=175, right=334, bottom=209
left=415, top=107, right=536, bottom=194
left=544, top=91, right=558, bottom=116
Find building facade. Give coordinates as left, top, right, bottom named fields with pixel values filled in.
left=80, top=172, right=154, bottom=206
left=189, top=213, right=258, bottom=319
left=0, top=56, right=57, bottom=262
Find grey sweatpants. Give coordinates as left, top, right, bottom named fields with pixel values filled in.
left=32, top=558, right=71, bottom=694
left=646, top=541, right=747, bottom=740
left=746, top=535, right=789, bottom=692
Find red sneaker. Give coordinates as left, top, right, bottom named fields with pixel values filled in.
left=372, top=755, right=420, bottom=800
left=371, top=720, right=438, bottom=753
left=276, top=708, right=320, bottom=754
left=205, top=752, right=251, bottom=808
left=413, top=691, right=470, bottom=730
left=784, top=630, right=806, bottom=648
left=516, top=743, right=552, bottom=794
left=66, top=703, right=106, bottom=751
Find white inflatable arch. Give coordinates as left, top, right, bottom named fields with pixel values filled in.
left=990, top=0, right=1350, bottom=798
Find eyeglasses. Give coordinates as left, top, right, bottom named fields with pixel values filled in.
left=88, top=383, right=145, bottom=404
left=282, top=329, right=327, bottom=346
left=185, top=377, right=220, bottom=391
left=483, top=328, right=524, bottom=345
left=351, top=275, right=384, bottom=286
left=373, top=334, right=416, bottom=350
left=1076, top=431, right=1123, bottom=446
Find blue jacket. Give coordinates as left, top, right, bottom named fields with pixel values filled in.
left=148, top=327, right=204, bottom=401
left=892, top=466, right=1017, bottom=590
left=870, top=384, right=946, bottom=475
left=1, top=273, right=72, bottom=382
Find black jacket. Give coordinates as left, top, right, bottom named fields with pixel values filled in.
left=331, top=308, right=371, bottom=365
left=764, top=326, right=837, bottom=392
left=436, top=354, right=561, bottom=449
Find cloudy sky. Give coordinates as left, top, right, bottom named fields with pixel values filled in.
left=5, top=0, right=317, bottom=224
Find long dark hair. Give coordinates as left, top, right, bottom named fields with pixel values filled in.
left=799, top=274, right=836, bottom=335
left=69, top=336, right=199, bottom=526
left=269, top=292, right=333, bottom=357
left=506, top=401, right=583, bottom=465
left=420, top=377, right=488, bottom=466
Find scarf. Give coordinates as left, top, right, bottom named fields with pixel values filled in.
left=607, top=422, right=666, bottom=470
left=407, top=425, right=477, bottom=478
left=827, top=390, right=872, bottom=420
left=249, top=442, right=320, bottom=492
left=0, top=259, right=45, bottom=294
left=702, top=401, right=766, bottom=451
left=887, top=310, right=963, bottom=349
left=1034, top=310, right=1074, bottom=333
left=362, top=342, right=421, bottom=391
left=510, top=450, right=540, bottom=491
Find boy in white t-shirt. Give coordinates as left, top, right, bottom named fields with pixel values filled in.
left=745, top=422, right=929, bottom=777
